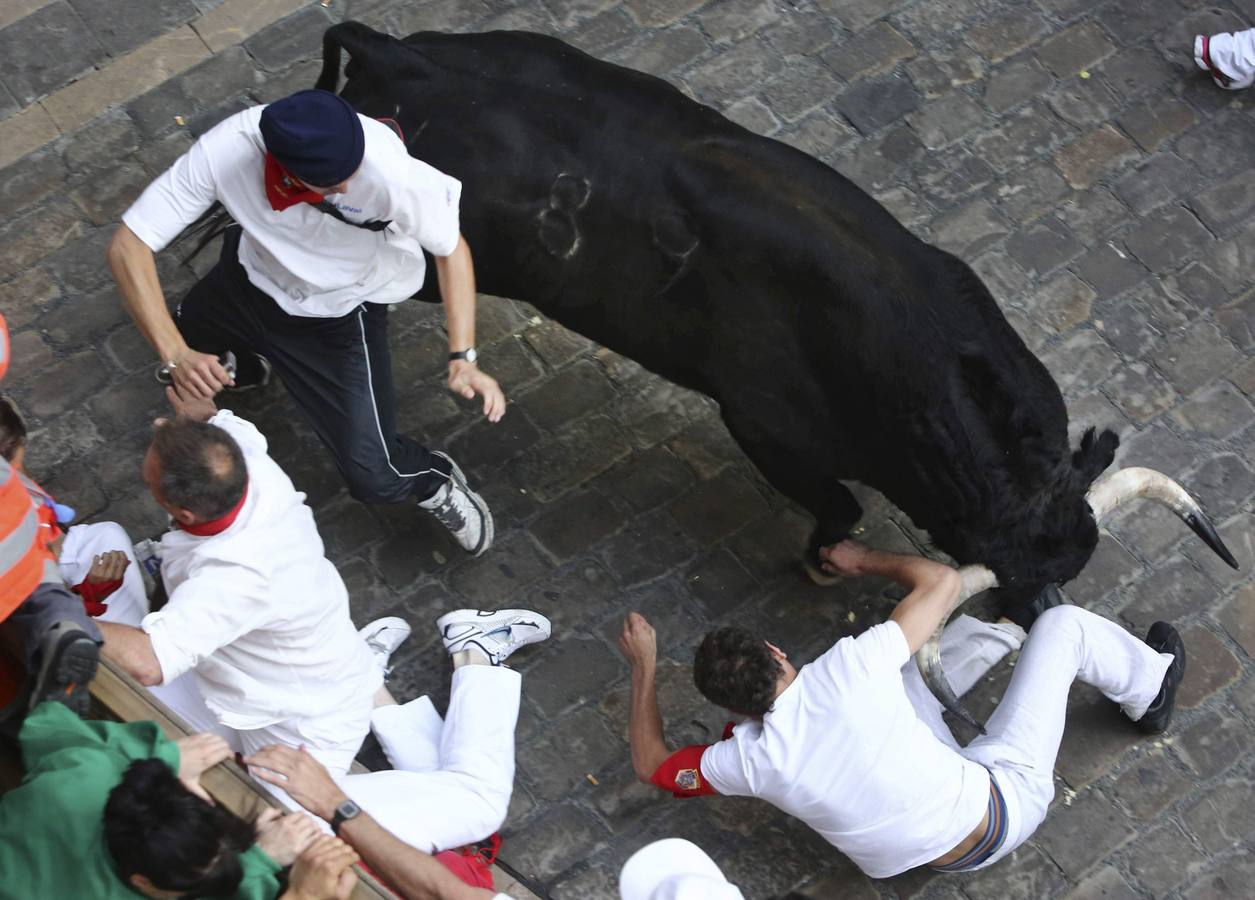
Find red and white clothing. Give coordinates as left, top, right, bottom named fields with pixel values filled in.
left=140, top=411, right=380, bottom=778
left=658, top=611, right=1171, bottom=877
left=122, top=105, right=461, bottom=319
left=335, top=664, right=520, bottom=854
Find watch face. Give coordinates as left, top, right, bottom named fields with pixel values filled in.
left=337, top=799, right=361, bottom=818
left=465, top=347, right=478, bottom=363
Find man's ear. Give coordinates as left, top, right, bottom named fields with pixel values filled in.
left=764, top=641, right=787, bottom=661
left=128, top=873, right=159, bottom=898
left=171, top=508, right=200, bottom=527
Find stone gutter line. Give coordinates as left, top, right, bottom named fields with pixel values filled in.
left=0, top=0, right=310, bottom=171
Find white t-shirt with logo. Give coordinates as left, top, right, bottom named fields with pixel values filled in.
left=699, top=621, right=990, bottom=878
left=122, top=105, right=461, bottom=318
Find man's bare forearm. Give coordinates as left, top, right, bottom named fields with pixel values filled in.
left=337, top=812, right=493, bottom=900
left=847, top=546, right=956, bottom=592
left=434, top=236, right=477, bottom=353
left=97, top=621, right=164, bottom=686
left=628, top=665, right=671, bottom=783
left=107, top=224, right=186, bottom=362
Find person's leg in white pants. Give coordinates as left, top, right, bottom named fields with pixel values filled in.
left=900, top=614, right=1026, bottom=751
left=960, top=605, right=1172, bottom=868
left=59, top=522, right=241, bottom=749
left=1195, top=27, right=1255, bottom=89
left=332, top=665, right=522, bottom=853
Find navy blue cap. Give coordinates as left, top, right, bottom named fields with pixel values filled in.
left=259, top=89, right=365, bottom=188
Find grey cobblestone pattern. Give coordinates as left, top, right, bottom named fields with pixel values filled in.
left=3, top=0, right=1255, bottom=897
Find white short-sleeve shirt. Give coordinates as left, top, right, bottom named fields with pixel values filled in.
left=699, top=622, right=990, bottom=878
left=122, top=106, right=461, bottom=318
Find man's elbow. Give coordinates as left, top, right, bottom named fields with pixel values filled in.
left=632, top=762, right=656, bottom=786
left=135, top=663, right=164, bottom=688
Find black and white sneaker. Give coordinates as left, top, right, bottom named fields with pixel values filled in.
left=29, top=620, right=100, bottom=717
left=1131, top=621, right=1185, bottom=735
left=419, top=452, right=494, bottom=556
left=436, top=608, right=551, bottom=665
left=223, top=352, right=273, bottom=392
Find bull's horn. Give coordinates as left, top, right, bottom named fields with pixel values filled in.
left=1086, top=467, right=1238, bottom=570
left=915, top=563, right=999, bottom=735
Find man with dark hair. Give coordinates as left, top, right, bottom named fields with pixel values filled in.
left=97, top=386, right=409, bottom=804
left=620, top=540, right=1185, bottom=878
left=109, top=88, right=499, bottom=557
left=0, top=700, right=354, bottom=899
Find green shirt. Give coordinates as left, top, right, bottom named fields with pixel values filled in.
left=0, top=703, right=282, bottom=900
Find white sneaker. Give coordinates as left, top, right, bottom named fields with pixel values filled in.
left=436, top=608, right=551, bottom=665
left=359, top=616, right=412, bottom=676
left=419, top=452, right=494, bottom=556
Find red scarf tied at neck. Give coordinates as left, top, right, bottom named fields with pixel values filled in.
left=179, top=482, right=249, bottom=537
left=263, top=153, right=326, bottom=211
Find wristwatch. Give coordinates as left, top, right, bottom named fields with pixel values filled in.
left=330, top=798, right=361, bottom=834
left=449, top=347, right=478, bottom=364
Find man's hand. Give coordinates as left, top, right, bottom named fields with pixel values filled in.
left=244, top=745, right=348, bottom=821
left=164, top=383, right=218, bottom=423
left=169, top=349, right=233, bottom=399
left=255, top=809, right=323, bottom=868
left=283, top=835, right=360, bottom=900
left=618, top=612, right=657, bottom=672
left=174, top=732, right=231, bottom=802
left=85, top=550, right=130, bottom=584
left=447, top=360, right=506, bottom=422
left=818, top=539, right=871, bottom=578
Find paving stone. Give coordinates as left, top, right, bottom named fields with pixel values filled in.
left=1217, top=582, right=1255, bottom=659
left=670, top=470, right=768, bottom=545
left=1109, top=748, right=1194, bottom=821
left=1035, top=787, right=1135, bottom=879
left=973, top=101, right=1071, bottom=174
left=0, top=198, right=86, bottom=280
left=67, top=159, right=150, bottom=226
left=1177, top=624, right=1244, bottom=710
left=1105, top=362, right=1177, bottom=424
left=501, top=802, right=610, bottom=883
left=1048, top=74, right=1121, bottom=128
left=1094, top=0, right=1184, bottom=45
left=990, top=161, right=1068, bottom=224
left=601, top=445, right=695, bottom=513
left=0, top=1, right=107, bottom=105
left=1026, top=271, right=1094, bottom=334
left=610, top=379, right=709, bottom=450
left=834, top=73, right=920, bottom=134
left=1191, top=452, right=1255, bottom=522
left=906, top=91, right=985, bottom=149
left=1175, top=111, right=1255, bottom=182
left=1215, top=291, right=1255, bottom=351
left=1171, top=383, right=1255, bottom=442
left=761, top=8, right=838, bottom=58
left=1175, top=707, right=1251, bottom=779
left=524, top=635, right=624, bottom=719
left=930, top=197, right=1010, bottom=256
left=1115, top=421, right=1202, bottom=483
left=695, top=0, right=779, bottom=44
left=1053, top=684, right=1144, bottom=789
left=521, top=318, right=594, bottom=369
left=1117, top=553, right=1221, bottom=631
left=822, top=22, right=915, bottom=82
left=916, top=147, right=996, bottom=204
left=686, top=548, right=758, bottom=617
left=724, top=96, right=778, bottom=134
left=566, top=7, right=640, bottom=58
left=1125, top=821, right=1197, bottom=896
left=1181, top=772, right=1255, bottom=853
left=983, top=55, right=1053, bottom=114
left=1122, top=205, right=1211, bottom=275
left=1112, top=153, right=1200, bottom=218
left=1102, top=46, right=1179, bottom=101
left=1065, top=866, right=1139, bottom=900
left=1036, top=22, right=1117, bottom=78
left=832, top=123, right=924, bottom=192
left=1118, top=96, right=1197, bottom=152
left=1056, top=188, right=1130, bottom=247
left=507, top=414, right=632, bottom=503
left=1185, top=850, right=1255, bottom=900
left=1150, top=319, right=1243, bottom=396
left=0, top=145, right=69, bottom=219
left=1040, top=328, right=1121, bottom=396
left=717, top=823, right=846, bottom=898
left=1164, top=261, right=1230, bottom=315
left=448, top=530, right=553, bottom=607
left=70, top=0, right=199, bottom=57
left=1054, top=125, right=1140, bottom=190
left=904, top=45, right=983, bottom=98
left=598, top=507, right=697, bottom=587
left=1194, top=169, right=1255, bottom=237
left=759, top=57, right=843, bottom=123
left=1007, top=218, right=1085, bottom=278
left=0, top=268, right=60, bottom=331
left=1066, top=532, right=1142, bottom=603
left=530, top=487, right=628, bottom=561
left=520, top=705, right=624, bottom=802
left=38, top=227, right=114, bottom=294
left=814, top=0, right=909, bottom=32
left=622, top=0, right=705, bottom=28
left=516, top=359, right=617, bottom=434
left=1076, top=243, right=1150, bottom=300
left=793, top=856, right=879, bottom=898
left=610, top=25, right=707, bottom=80
left=778, top=110, right=858, bottom=162
left=685, top=37, right=782, bottom=106
left=242, top=4, right=332, bottom=71
left=667, top=415, right=745, bottom=480
left=966, top=9, right=1050, bottom=65
left=960, top=842, right=1068, bottom=900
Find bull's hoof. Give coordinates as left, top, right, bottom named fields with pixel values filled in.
left=803, top=558, right=842, bottom=587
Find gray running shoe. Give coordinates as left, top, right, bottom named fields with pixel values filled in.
left=419, top=452, right=494, bottom=556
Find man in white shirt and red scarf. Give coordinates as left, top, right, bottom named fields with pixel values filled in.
left=96, top=385, right=407, bottom=804
left=619, top=540, right=1185, bottom=877
left=108, top=89, right=500, bottom=557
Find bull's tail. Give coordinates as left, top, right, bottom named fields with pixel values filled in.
left=316, top=21, right=399, bottom=94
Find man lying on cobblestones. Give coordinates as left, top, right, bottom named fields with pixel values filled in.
left=95, top=384, right=399, bottom=809
left=244, top=606, right=550, bottom=898
left=620, top=540, right=1185, bottom=878
left=108, top=88, right=499, bottom=557
left=1195, top=26, right=1255, bottom=90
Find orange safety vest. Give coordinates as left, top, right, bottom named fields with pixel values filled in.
left=0, top=457, right=59, bottom=621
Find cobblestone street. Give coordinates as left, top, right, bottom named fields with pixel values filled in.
left=3, top=0, right=1255, bottom=896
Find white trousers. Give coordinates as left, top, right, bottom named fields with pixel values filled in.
left=333, top=664, right=521, bottom=854
left=917, top=606, right=1171, bottom=870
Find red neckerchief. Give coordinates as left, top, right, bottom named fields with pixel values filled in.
left=179, top=482, right=249, bottom=537
left=263, top=153, right=325, bottom=211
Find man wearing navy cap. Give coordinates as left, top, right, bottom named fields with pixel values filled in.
left=107, top=89, right=500, bottom=555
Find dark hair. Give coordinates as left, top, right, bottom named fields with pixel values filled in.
left=150, top=420, right=247, bottom=519
left=104, top=759, right=256, bottom=896
left=0, top=395, right=26, bottom=462
left=693, top=627, right=783, bottom=717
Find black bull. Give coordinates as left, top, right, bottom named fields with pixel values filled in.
left=317, top=21, right=1234, bottom=619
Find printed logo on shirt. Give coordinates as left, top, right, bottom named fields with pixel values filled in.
left=675, top=768, right=702, bottom=791
left=330, top=201, right=364, bottom=215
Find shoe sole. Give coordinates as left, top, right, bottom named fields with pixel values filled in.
left=432, top=452, right=494, bottom=557
left=1136, top=624, right=1185, bottom=734
left=30, top=631, right=99, bottom=717
left=436, top=608, right=552, bottom=652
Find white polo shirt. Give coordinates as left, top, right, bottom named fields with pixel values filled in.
left=141, top=410, right=380, bottom=731
left=699, top=622, right=990, bottom=878
left=122, top=105, right=461, bottom=318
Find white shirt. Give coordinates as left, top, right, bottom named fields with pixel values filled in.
left=122, top=105, right=461, bottom=318
left=699, top=622, right=990, bottom=878
left=141, top=410, right=380, bottom=730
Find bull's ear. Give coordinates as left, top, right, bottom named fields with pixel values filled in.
left=1071, top=427, right=1119, bottom=482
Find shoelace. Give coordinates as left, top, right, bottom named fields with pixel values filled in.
left=429, top=483, right=468, bottom=531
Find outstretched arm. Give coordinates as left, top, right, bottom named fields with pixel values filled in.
left=819, top=540, right=962, bottom=654
left=435, top=235, right=506, bottom=423
left=618, top=613, right=672, bottom=783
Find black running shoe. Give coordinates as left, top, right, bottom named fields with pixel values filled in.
left=1132, top=621, right=1185, bottom=735
left=28, top=621, right=100, bottom=717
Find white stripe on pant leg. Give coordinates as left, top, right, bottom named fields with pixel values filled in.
left=357, top=309, right=443, bottom=481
